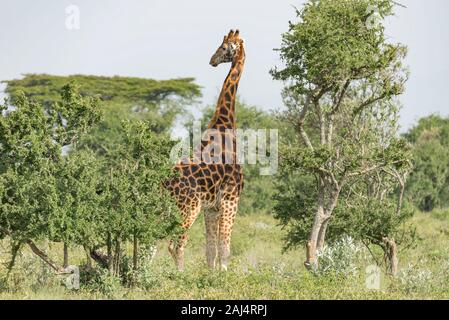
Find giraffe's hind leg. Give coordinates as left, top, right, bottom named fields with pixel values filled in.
left=218, top=196, right=239, bottom=271
left=169, top=198, right=201, bottom=271
left=204, top=209, right=220, bottom=269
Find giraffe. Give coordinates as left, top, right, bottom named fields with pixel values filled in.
left=164, top=29, right=245, bottom=271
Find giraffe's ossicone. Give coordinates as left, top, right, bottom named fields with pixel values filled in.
left=164, top=29, right=245, bottom=271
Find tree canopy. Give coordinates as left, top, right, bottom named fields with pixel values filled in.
left=3, top=74, right=201, bottom=106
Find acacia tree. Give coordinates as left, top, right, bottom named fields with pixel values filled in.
left=1, top=75, right=193, bottom=283
left=4, top=74, right=202, bottom=139
left=38, top=112, right=181, bottom=279
left=1, top=85, right=182, bottom=281
left=89, top=120, right=181, bottom=277
left=271, top=0, right=411, bottom=271
left=342, top=167, right=414, bottom=275
left=0, top=84, right=101, bottom=273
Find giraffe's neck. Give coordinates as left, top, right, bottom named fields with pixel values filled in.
left=208, top=48, right=245, bottom=130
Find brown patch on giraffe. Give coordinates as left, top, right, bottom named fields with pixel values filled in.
left=220, top=107, right=229, bottom=117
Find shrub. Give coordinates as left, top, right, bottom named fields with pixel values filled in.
left=316, top=236, right=363, bottom=276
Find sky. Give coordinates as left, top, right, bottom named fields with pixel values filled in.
left=0, top=0, right=448, bottom=135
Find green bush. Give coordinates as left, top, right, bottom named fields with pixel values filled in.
left=1, top=82, right=182, bottom=283
left=404, top=115, right=449, bottom=211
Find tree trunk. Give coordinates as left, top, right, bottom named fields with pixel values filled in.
left=6, top=242, right=21, bottom=279
left=63, top=243, right=69, bottom=268
left=27, top=240, right=70, bottom=274
left=84, top=247, right=93, bottom=269
left=133, top=234, right=139, bottom=271
left=305, top=206, right=325, bottom=271
left=107, top=233, right=113, bottom=274
left=114, top=240, right=121, bottom=276
left=89, top=248, right=109, bottom=269
left=305, top=180, right=340, bottom=271
left=317, top=218, right=330, bottom=251
left=382, top=237, right=398, bottom=276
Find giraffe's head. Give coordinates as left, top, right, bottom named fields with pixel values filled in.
left=209, top=29, right=244, bottom=67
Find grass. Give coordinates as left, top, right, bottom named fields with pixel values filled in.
left=1, top=210, right=448, bottom=300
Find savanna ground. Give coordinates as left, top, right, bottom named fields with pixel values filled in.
left=1, top=209, right=448, bottom=300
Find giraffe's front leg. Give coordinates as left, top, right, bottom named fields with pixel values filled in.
left=204, top=210, right=220, bottom=269
left=218, top=198, right=238, bottom=271
left=169, top=199, right=201, bottom=271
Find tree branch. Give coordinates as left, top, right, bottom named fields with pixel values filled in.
left=27, top=240, right=72, bottom=274
left=383, top=167, right=407, bottom=216
left=0, top=227, right=75, bottom=275
left=89, top=249, right=109, bottom=269
left=317, top=167, right=340, bottom=190
left=317, top=102, right=326, bottom=145
left=362, top=239, right=382, bottom=267
left=331, top=80, right=350, bottom=115
left=297, top=96, right=314, bottom=151
left=353, top=92, right=388, bottom=115
left=328, top=80, right=351, bottom=146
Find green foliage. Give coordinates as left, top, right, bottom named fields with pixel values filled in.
left=83, top=268, right=123, bottom=298
left=271, top=0, right=405, bottom=97
left=273, top=169, right=316, bottom=248
left=404, top=115, right=449, bottom=211
left=274, top=167, right=415, bottom=252
left=4, top=74, right=202, bottom=140
left=96, top=120, right=181, bottom=251
left=338, top=195, right=416, bottom=249
left=49, top=149, right=104, bottom=247
left=3, top=74, right=201, bottom=106
left=1, top=80, right=183, bottom=281
left=0, top=85, right=101, bottom=242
